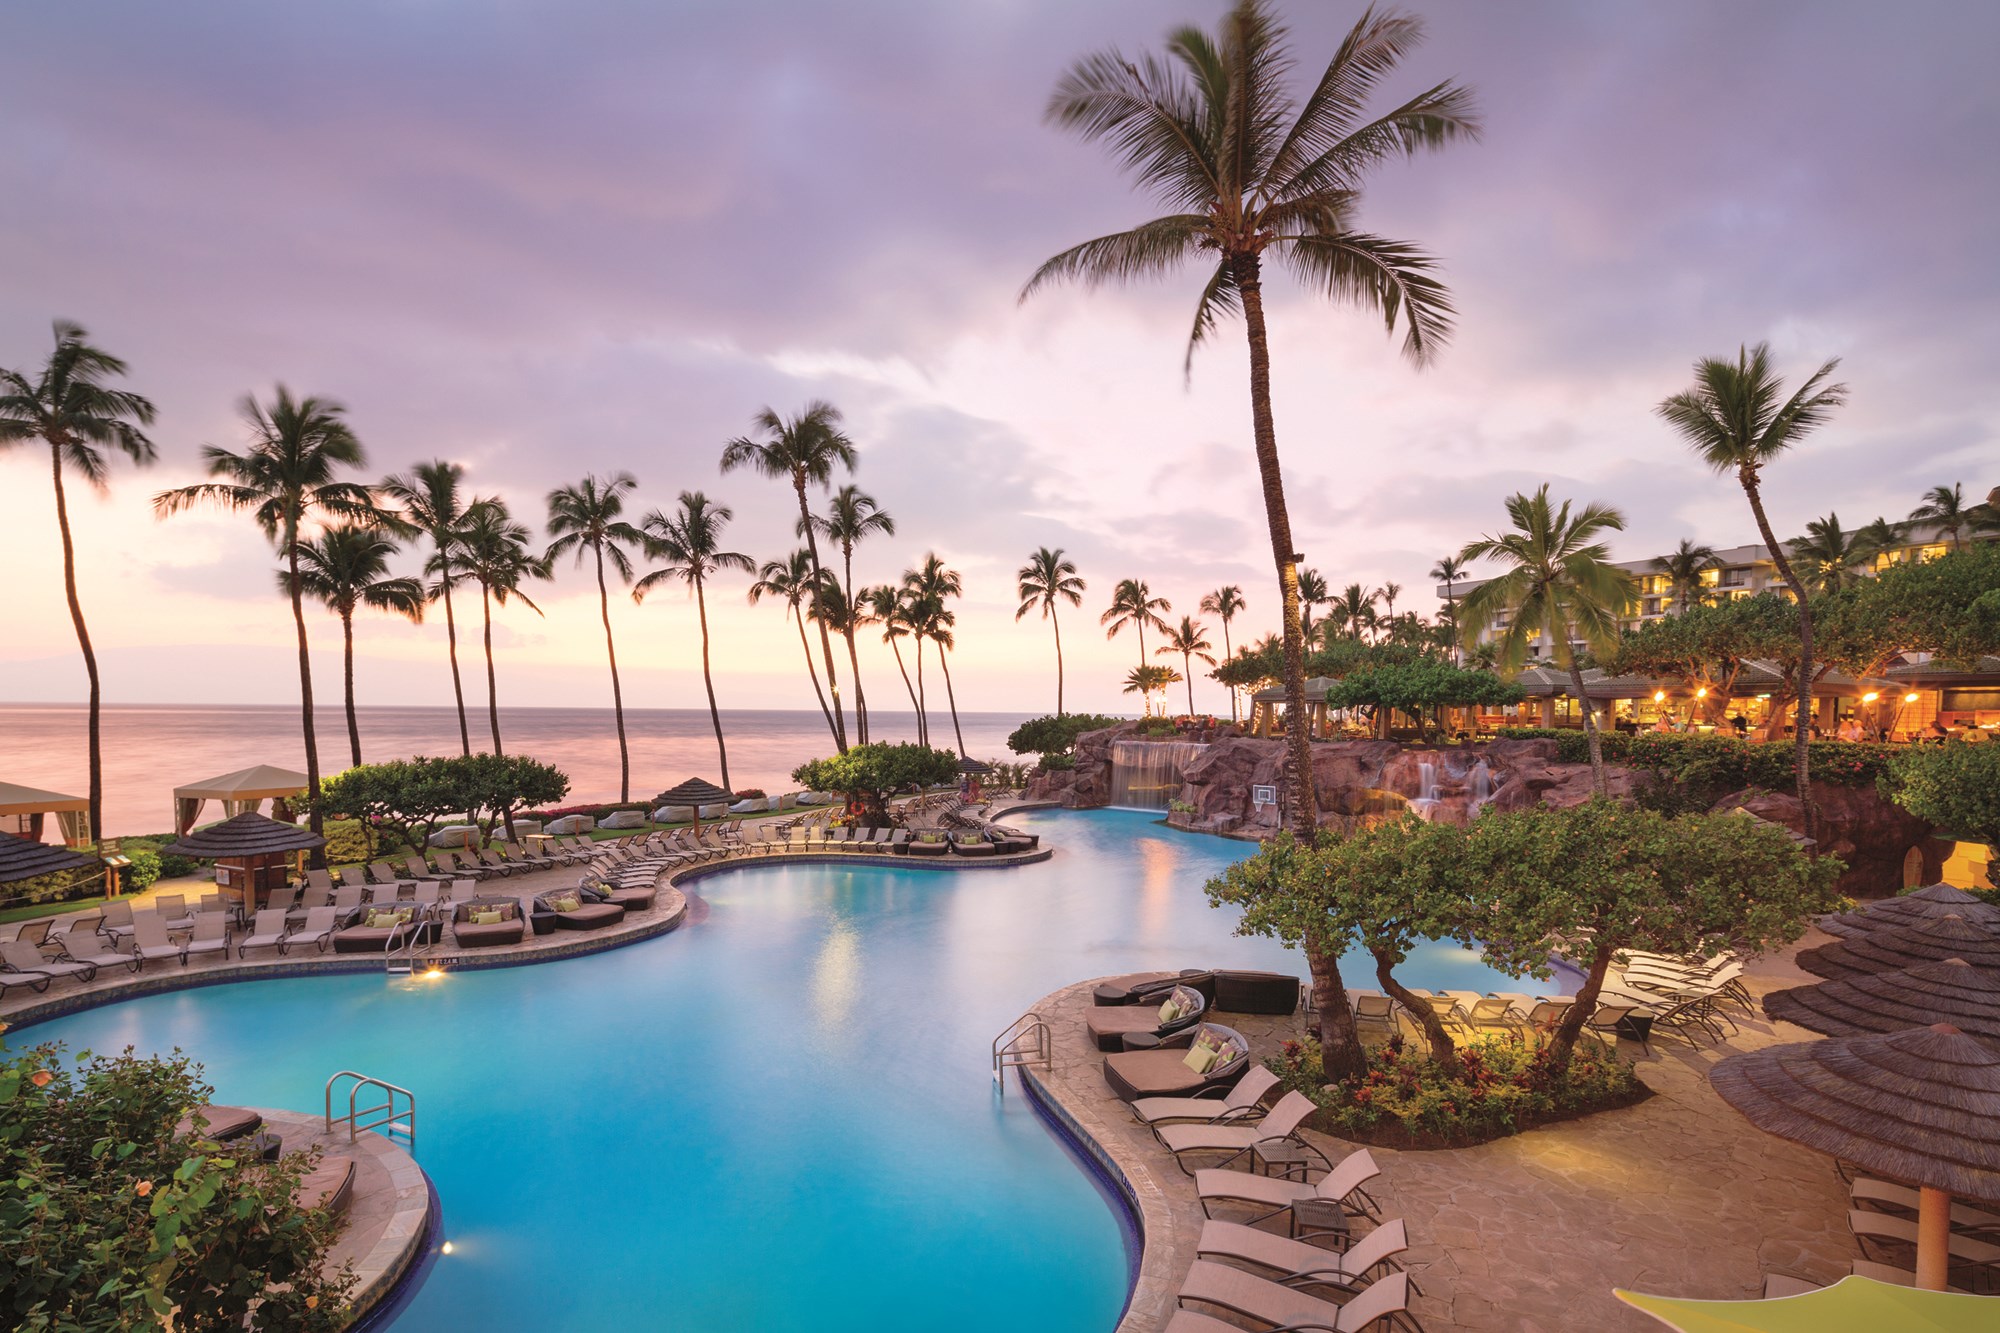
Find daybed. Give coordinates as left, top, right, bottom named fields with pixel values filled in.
left=451, top=898, right=526, bottom=948
left=533, top=888, right=625, bottom=933
left=904, top=834, right=950, bottom=857
left=1094, top=968, right=1212, bottom=1006
left=331, top=904, right=439, bottom=955
left=1103, top=1022, right=1250, bottom=1104
left=1084, top=983, right=1208, bottom=1052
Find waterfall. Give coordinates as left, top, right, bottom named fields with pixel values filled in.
left=1469, top=758, right=1493, bottom=812
left=1108, top=740, right=1207, bottom=810
left=1408, top=760, right=1441, bottom=821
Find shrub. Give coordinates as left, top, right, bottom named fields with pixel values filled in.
left=320, top=819, right=375, bottom=866
left=1006, top=713, right=1123, bottom=758
left=1883, top=742, right=2000, bottom=896
left=1492, top=727, right=1895, bottom=788
left=732, top=788, right=767, bottom=801
left=1133, top=716, right=1180, bottom=737
left=123, top=845, right=162, bottom=892
left=1038, top=753, right=1077, bottom=772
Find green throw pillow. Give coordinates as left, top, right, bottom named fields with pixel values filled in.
left=551, top=896, right=581, bottom=913
left=470, top=910, right=502, bottom=926
left=1182, top=1045, right=1218, bottom=1075
left=364, top=910, right=396, bottom=929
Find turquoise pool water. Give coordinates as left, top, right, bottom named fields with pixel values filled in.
left=22, top=809, right=1530, bottom=1331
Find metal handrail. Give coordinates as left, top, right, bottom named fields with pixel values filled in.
left=991, top=1011, right=1051, bottom=1096
left=326, top=1070, right=416, bottom=1146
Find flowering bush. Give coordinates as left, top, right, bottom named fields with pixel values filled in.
left=732, top=789, right=768, bottom=801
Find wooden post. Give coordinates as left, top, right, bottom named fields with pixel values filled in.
left=1916, top=1186, right=1951, bottom=1291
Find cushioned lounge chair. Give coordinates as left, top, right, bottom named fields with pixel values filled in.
left=1085, top=983, right=1209, bottom=1052
left=452, top=898, right=526, bottom=948
left=1094, top=969, right=1210, bottom=1006
left=534, top=888, right=624, bottom=932
left=1213, top=970, right=1302, bottom=1016
left=1104, top=1023, right=1250, bottom=1103
left=332, top=905, right=433, bottom=954
left=2, top=939, right=94, bottom=986
left=1196, top=1148, right=1382, bottom=1225
left=1176, top=1263, right=1416, bottom=1333
left=1196, top=1216, right=1412, bottom=1293
left=585, top=879, right=656, bottom=913
left=1157, top=1090, right=1324, bottom=1176
left=1130, top=1064, right=1283, bottom=1136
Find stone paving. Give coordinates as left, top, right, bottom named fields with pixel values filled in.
left=1026, top=932, right=1860, bottom=1333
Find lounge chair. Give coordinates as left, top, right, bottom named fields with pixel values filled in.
left=1350, top=990, right=1401, bottom=1036
left=1095, top=969, right=1209, bottom=1006
left=98, top=899, right=136, bottom=942
left=280, top=907, right=340, bottom=954
left=534, top=888, right=624, bottom=932
left=1195, top=1216, right=1412, bottom=1293
left=431, top=849, right=481, bottom=881
left=1581, top=997, right=1654, bottom=1053
left=58, top=933, right=138, bottom=977
left=1104, top=1023, right=1251, bottom=1103
left=400, top=855, right=446, bottom=884
left=501, top=842, right=555, bottom=871
left=46, top=914, right=104, bottom=961
left=1849, top=1208, right=2000, bottom=1278
left=1197, top=1148, right=1383, bottom=1225
left=236, top=910, right=290, bottom=959
left=0, top=965, right=51, bottom=997
left=410, top=879, right=447, bottom=913
left=266, top=886, right=299, bottom=920
left=1157, top=1090, right=1324, bottom=1177
left=299, top=884, right=333, bottom=911
left=366, top=883, right=403, bottom=907
left=1, top=939, right=93, bottom=986
left=180, top=913, right=230, bottom=963
left=1176, top=1263, right=1415, bottom=1333
left=584, top=878, right=656, bottom=913
left=451, top=898, right=526, bottom=948
left=475, top=847, right=516, bottom=877
left=1085, top=983, right=1209, bottom=1052
left=332, top=885, right=365, bottom=915
left=1131, top=1065, right=1282, bottom=1136
left=890, top=829, right=913, bottom=854
left=131, top=913, right=188, bottom=969
left=179, top=1104, right=263, bottom=1142
left=366, top=863, right=409, bottom=890
left=11, top=920, right=51, bottom=951
left=305, top=867, right=339, bottom=896
left=154, top=893, right=195, bottom=933
left=1851, top=1177, right=2000, bottom=1238
left=1459, top=995, right=1521, bottom=1030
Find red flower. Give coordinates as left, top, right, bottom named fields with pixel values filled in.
left=29, top=1069, right=52, bottom=1088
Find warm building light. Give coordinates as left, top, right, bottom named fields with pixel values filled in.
left=1695, top=687, right=1708, bottom=698
left=1905, top=693, right=1920, bottom=704
left=1652, top=690, right=1666, bottom=703
left=1862, top=691, right=1880, bottom=704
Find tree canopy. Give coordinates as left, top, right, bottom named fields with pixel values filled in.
left=791, top=742, right=960, bottom=825
left=1884, top=743, right=2000, bottom=895
left=1322, top=661, right=1525, bottom=715
left=1006, top=713, right=1122, bottom=760
left=317, top=753, right=569, bottom=854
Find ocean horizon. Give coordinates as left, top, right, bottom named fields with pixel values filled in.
left=0, top=702, right=1052, bottom=837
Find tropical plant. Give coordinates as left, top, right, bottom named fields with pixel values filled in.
left=1657, top=342, right=1848, bottom=823
left=1330, top=582, right=1377, bottom=643
left=1101, top=577, right=1172, bottom=672
left=1428, top=554, right=1466, bottom=659
left=290, top=524, right=424, bottom=767
left=807, top=485, right=895, bottom=743
left=544, top=473, right=646, bottom=801
left=1016, top=547, right=1086, bottom=715
left=453, top=498, right=551, bottom=759
left=750, top=550, right=841, bottom=739
left=1788, top=512, right=1869, bottom=595
left=1854, top=516, right=1902, bottom=568
left=318, top=753, right=569, bottom=851
left=1199, top=585, right=1247, bottom=719
left=1910, top=482, right=1973, bottom=550
left=1122, top=663, right=1182, bottom=715
left=1296, top=568, right=1329, bottom=645
left=905, top=554, right=967, bottom=754
left=1158, top=615, right=1216, bottom=715
left=790, top=743, right=960, bottom=827
left=1376, top=580, right=1402, bottom=627
left=0, top=322, right=157, bottom=841
left=1024, top=1, right=1479, bottom=836
left=634, top=492, right=754, bottom=794
left=1651, top=537, right=1718, bottom=614
left=155, top=387, right=377, bottom=845
left=378, top=460, right=485, bottom=755
left=1005, top=713, right=1123, bottom=760
left=721, top=401, right=857, bottom=750
left=1457, top=486, right=1632, bottom=796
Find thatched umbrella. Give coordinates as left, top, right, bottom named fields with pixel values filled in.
left=1764, top=959, right=2000, bottom=1045
left=1710, top=1022, right=2000, bottom=1290
left=0, top=830, right=100, bottom=887
left=656, top=778, right=730, bottom=832
left=956, top=757, right=991, bottom=775
left=162, top=812, right=324, bottom=915
left=1818, top=883, right=2000, bottom=939
left=1796, top=913, right=2000, bottom=980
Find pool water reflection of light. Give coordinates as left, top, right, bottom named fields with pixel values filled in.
left=22, top=809, right=1535, bottom=1332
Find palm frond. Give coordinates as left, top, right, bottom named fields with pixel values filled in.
left=1278, top=231, right=1455, bottom=366
left=1021, top=215, right=1209, bottom=300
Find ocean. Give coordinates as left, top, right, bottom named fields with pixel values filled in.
left=0, top=704, right=1040, bottom=837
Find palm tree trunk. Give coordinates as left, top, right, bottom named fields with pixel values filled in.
left=1183, top=653, right=1196, bottom=715
left=480, top=583, right=503, bottom=756
left=1231, top=250, right=1354, bottom=1082
left=1740, top=470, right=1814, bottom=828
left=1220, top=618, right=1235, bottom=721
left=1051, top=606, right=1065, bottom=716
left=792, top=478, right=846, bottom=751
left=914, top=634, right=929, bottom=747
left=889, top=636, right=920, bottom=736
left=843, top=546, right=867, bottom=744
left=1562, top=648, right=1607, bottom=798
left=48, top=446, right=103, bottom=842
left=694, top=576, right=731, bottom=793
left=440, top=566, right=470, bottom=756
left=593, top=544, right=630, bottom=803
left=794, top=608, right=836, bottom=738
left=286, top=536, right=326, bottom=857
left=341, top=607, right=362, bottom=768
left=938, top=644, right=965, bottom=755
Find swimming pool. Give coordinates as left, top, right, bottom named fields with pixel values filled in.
left=23, top=809, right=1531, bottom=1330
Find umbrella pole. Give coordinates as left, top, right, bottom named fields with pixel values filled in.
left=1916, top=1186, right=1951, bottom=1290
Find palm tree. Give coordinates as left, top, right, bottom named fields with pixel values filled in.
left=155, top=387, right=375, bottom=843
left=379, top=461, right=484, bottom=756
left=0, top=322, right=157, bottom=841
left=1854, top=516, right=1902, bottom=568
left=1200, top=585, right=1247, bottom=719
left=1122, top=664, right=1183, bottom=716
left=1428, top=554, right=1466, bottom=662
left=1025, top=2, right=1479, bottom=859
left=750, top=550, right=839, bottom=741
left=906, top=554, right=967, bottom=754
left=636, top=492, right=754, bottom=793
left=544, top=473, right=647, bottom=802
left=1910, top=482, right=1971, bottom=550
left=807, top=485, right=894, bottom=743
left=1016, top=547, right=1086, bottom=715
left=1457, top=486, right=1632, bottom=797
left=1657, top=343, right=1847, bottom=818
left=1376, top=581, right=1402, bottom=629
left=865, top=584, right=925, bottom=742
left=1102, top=578, right=1172, bottom=670
left=720, top=402, right=856, bottom=750
left=1296, top=568, right=1329, bottom=646
left=291, top=524, right=424, bottom=767
left=1789, top=513, right=1868, bottom=594
left=1652, top=538, right=1719, bottom=614
left=1331, top=583, right=1377, bottom=642
left=454, top=499, right=551, bottom=756
left=1158, top=616, right=1216, bottom=716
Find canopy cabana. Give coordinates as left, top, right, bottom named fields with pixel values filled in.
left=0, top=780, right=90, bottom=846
left=173, top=764, right=309, bottom=834
left=161, top=811, right=324, bottom=915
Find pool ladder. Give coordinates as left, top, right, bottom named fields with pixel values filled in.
left=991, top=1011, right=1051, bottom=1096
left=385, top=908, right=442, bottom=976
left=325, top=1070, right=416, bottom=1146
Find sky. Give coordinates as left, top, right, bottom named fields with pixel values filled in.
left=2, top=0, right=1995, bottom=721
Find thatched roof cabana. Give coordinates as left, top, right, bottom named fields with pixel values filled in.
left=162, top=812, right=324, bottom=913
left=1817, top=883, right=2000, bottom=939
left=1763, top=958, right=2000, bottom=1045
left=0, top=830, right=100, bottom=887
left=1796, top=913, right=2000, bottom=980
left=656, top=778, right=730, bottom=829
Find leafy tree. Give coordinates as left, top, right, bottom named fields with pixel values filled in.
left=1005, top=713, right=1124, bottom=760
left=1199, top=586, right=1247, bottom=719
left=1122, top=663, right=1181, bottom=715
left=1025, top=2, right=1479, bottom=837
left=1910, top=482, right=1973, bottom=550
left=1883, top=744, right=2000, bottom=895
left=1157, top=616, right=1216, bottom=715
left=0, top=321, right=157, bottom=841
left=635, top=492, right=754, bottom=793
left=807, top=485, right=895, bottom=743
left=1017, top=547, right=1086, bottom=715
left=379, top=460, right=488, bottom=756
left=750, top=550, right=841, bottom=741
left=453, top=499, right=551, bottom=762
left=545, top=472, right=647, bottom=801
left=1651, top=537, right=1718, bottom=614
left=1323, top=660, right=1524, bottom=733
left=290, top=524, right=424, bottom=767
left=791, top=743, right=959, bottom=826
left=1610, top=595, right=1804, bottom=727
left=317, top=754, right=569, bottom=851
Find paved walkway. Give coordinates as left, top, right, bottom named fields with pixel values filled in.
left=1028, top=934, right=1858, bottom=1332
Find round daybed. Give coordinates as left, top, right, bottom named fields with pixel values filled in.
left=1083, top=983, right=1207, bottom=1052
left=1103, top=1023, right=1250, bottom=1104
left=1093, top=969, right=1214, bottom=1007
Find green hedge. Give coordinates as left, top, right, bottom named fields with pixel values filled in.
left=1491, top=727, right=1895, bottom=788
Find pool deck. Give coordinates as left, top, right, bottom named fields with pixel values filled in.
left=1023, top=934, right=1859, bottom=1332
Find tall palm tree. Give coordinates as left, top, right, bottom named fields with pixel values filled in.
left=379, top=461, right=484, bottom=755
left=750, top=550, right=839, bottom=742
left=1652, top=538, right=1718, bottom=614
left=155, top=387, right=375, bottom=843
left=290, top=524, right=424, bottom=767
left=1199, top=585, right=1247, bottom=719
left=1457, top=486, right=1632, bottom=797
left=0, top=321, right=157, bottom=841
left=1910, top=482, right=1971, bottom=550
left=636, top=492, right=754, bottom=794
left=1016, top=547, right=1086, bottom=715
left=865, top=583, right=925, bottom=742
left=1657, top=343, right=1847, bottom=818
left=1122, top=664, right=1182, bottom=716
left=1025, top=2, right=1479, bottom=861
left=1854, top=516, right=1902, bottom=568
left=1296, top=568, right=1329, bottom=646
left=454, top=499, right=551, bottom=757
left=905, top=554, right=967, bottom=754
left=1788, top=513, right=1868, bottom=595
left=721, top=402, right=856, bottom=751
left=1158, top=616, right=1216, bottom=716
left=544, top=473, right=647, bottom=802
left=1331, top=583, right=1377, bottom=642
left=1428, top=554, right=1466, bottom=662
left=1376, top=580, right=1401, bottom=630
left=807, top=485, right=894, bottom=743
left=1102, top=578, right=1172, bottom=671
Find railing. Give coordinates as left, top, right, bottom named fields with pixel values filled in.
left=325, top=1070, right=415, bottom=1146
left=991, top=1011, right=1051, bottom=1096
left=384, top=908, right=441, bottom=976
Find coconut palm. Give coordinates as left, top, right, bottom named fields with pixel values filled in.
left=1376, top=580, right=1402, bottom=629
left=749, top=550, right=840, bottom=741
left=1101, top=578, right=1172, bottom=671
left=1652, top=538, right=1719, bottom=615
left=905, top=554, right=967, bottom=754
left=720, top=402, right=856, bottom=750
left=1428, top=554, right=1466, bottom=662
left=865, top=583, right=926, bottom=743
left=1025, top=1, right=1478, bottom=857
left=544, top=473, right=647, bottom=802
left=1853, top=516, right=1902, bottom=568
left=454, top=499, right=551, bottom=757
left=290, top=524, right=424, bottom=767
left=1331, top=583, right=1377, bottom=642
left=0, top=321, right=157, bottom=840
left=806, top=485, right=894, bottom=743
left=1122, top=664, right=1183, bottom=717
left=1458, top=486, right=1632, bottom=797
left=1016, top=547, right=1086, bottom=715
left=379, top=461, right=486, bottom=756
left=1657, top=343, right=1847, bottom=817
left=1789, top=513, right=1869, bottom=595
left=1157, top=616, right=1216, bottom=716
left=1199, top=585, right=1247, bottom=719
left=635, top=492, right=753, bottom=795
left=1296, top=568, right=1329, bottom=646
left=1910, top=482, right=1972, bottom=550
left=155, top=387, right=376, bottom=842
